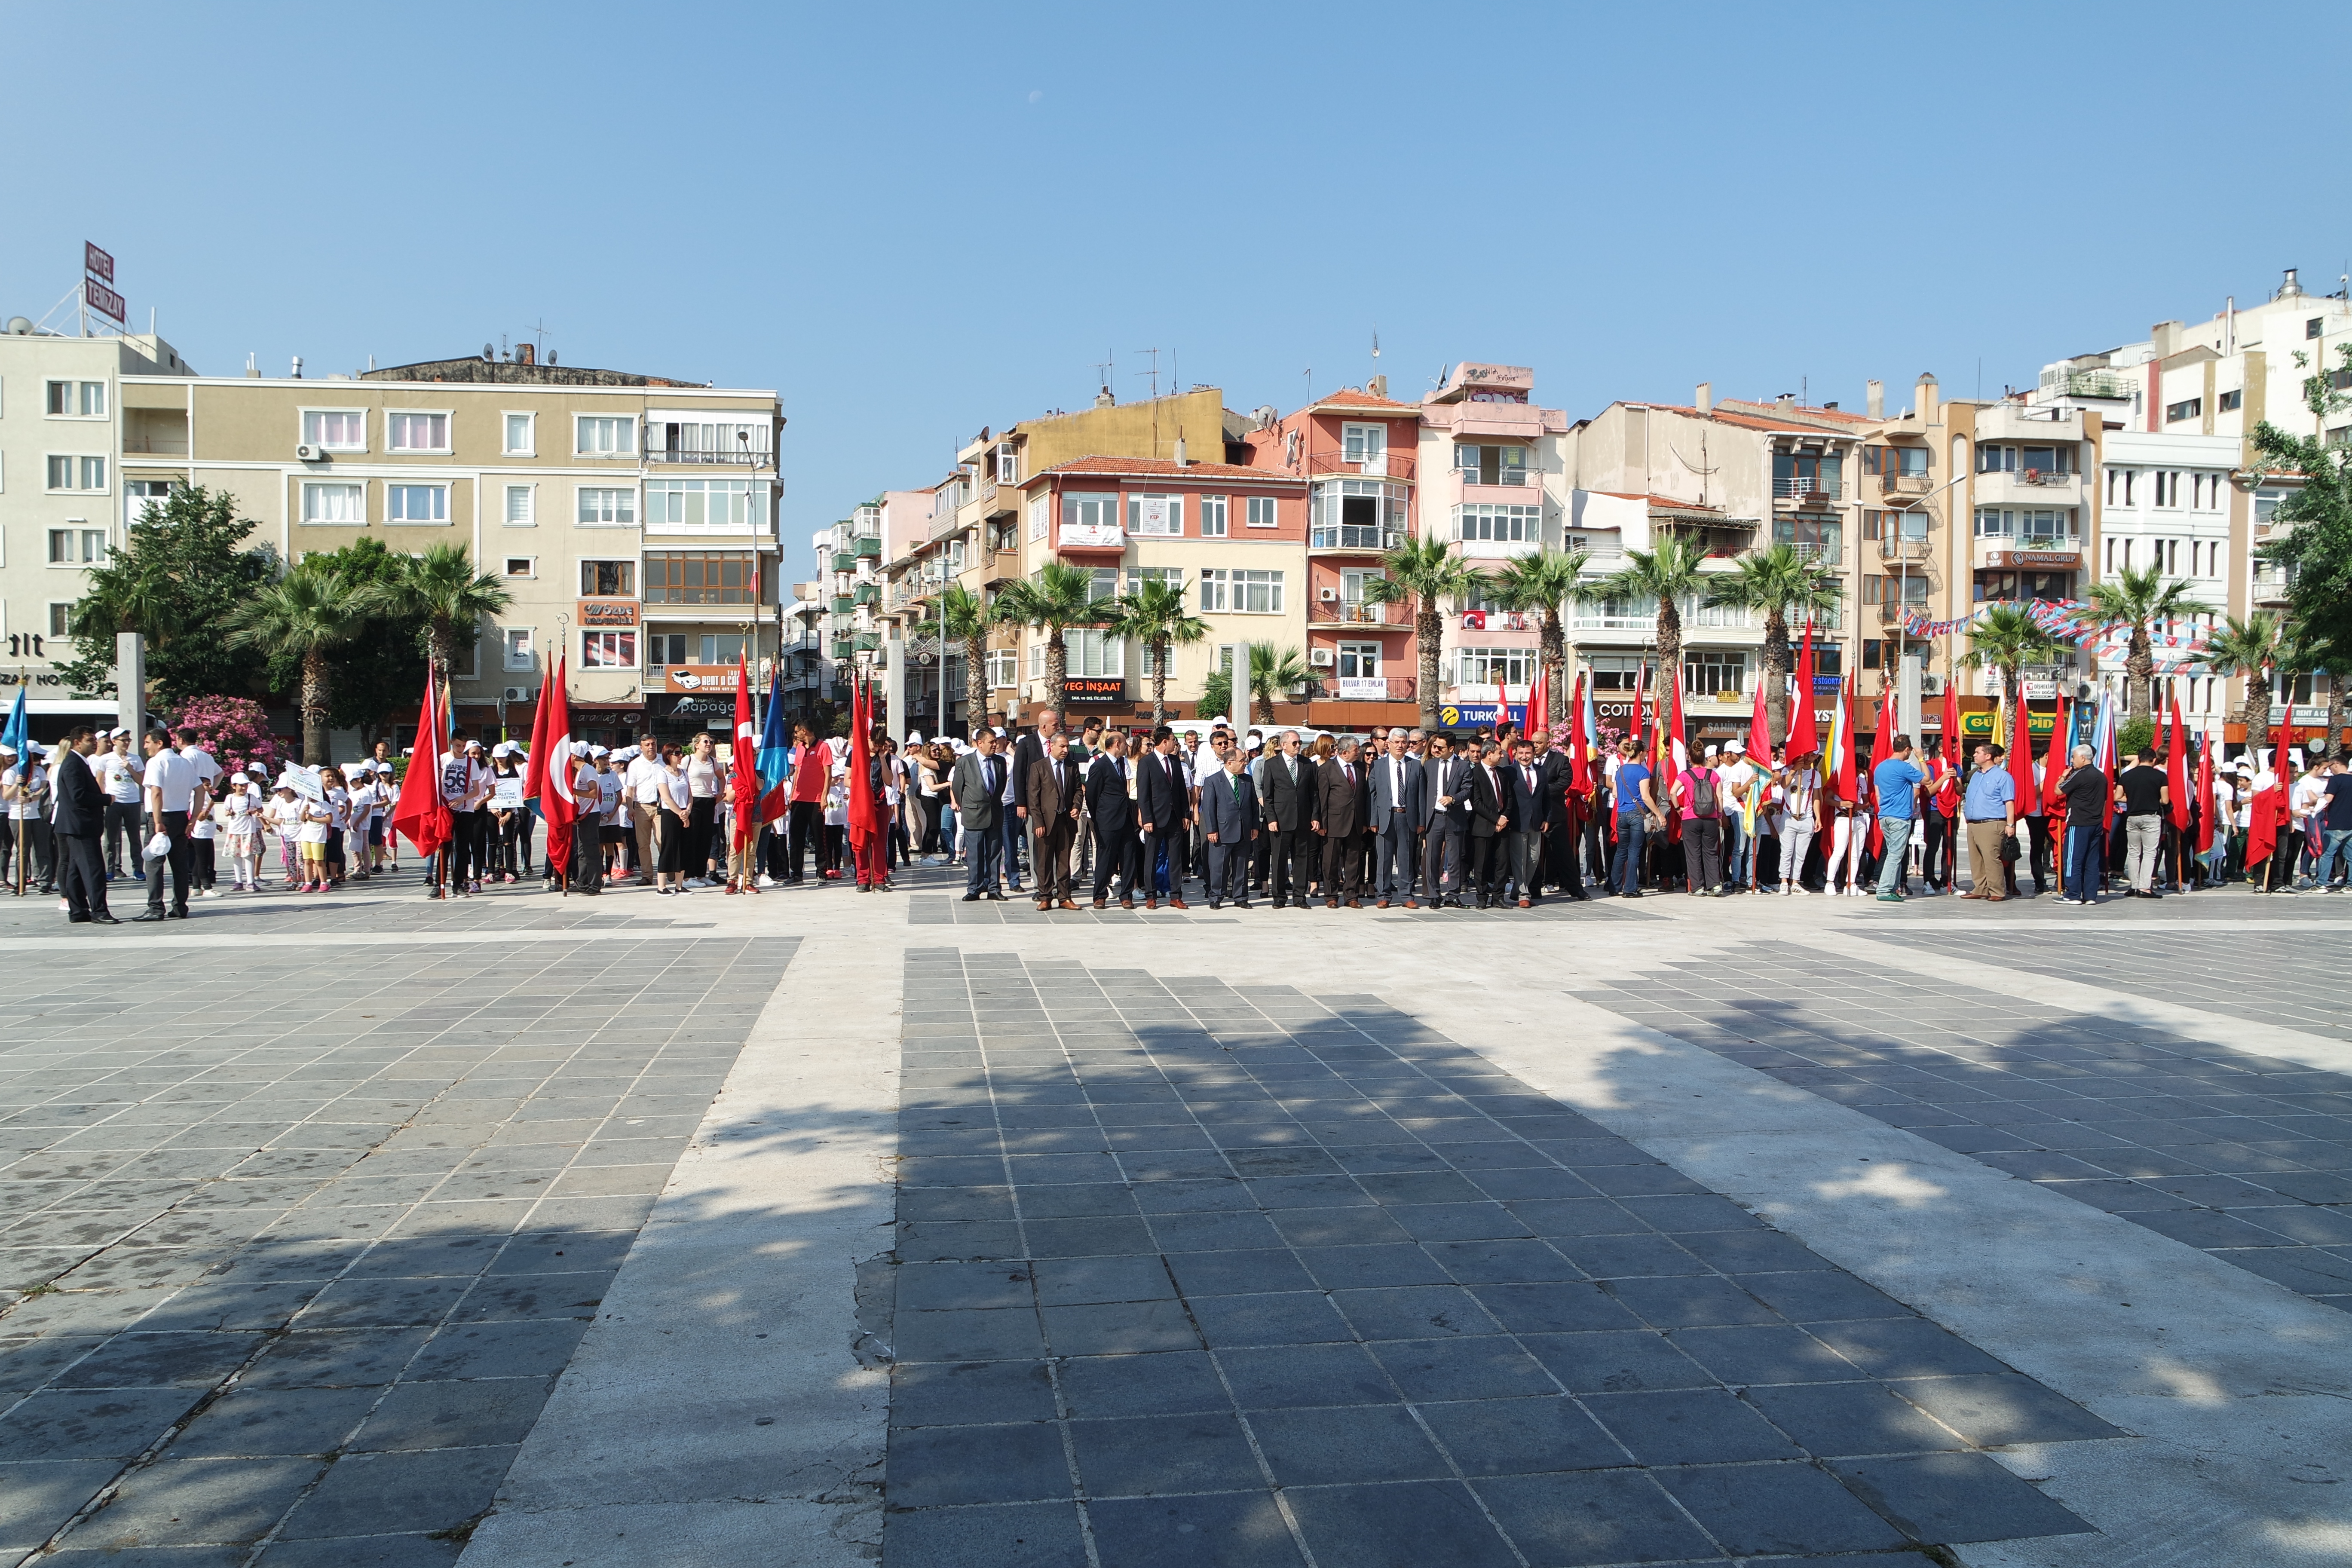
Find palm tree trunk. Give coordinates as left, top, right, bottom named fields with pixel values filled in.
left=1417, top=605, right=1442, bottom=729
left=2128, top=629, right=2152, bottom=721
left=2326, top=681, right=2345, bottom=763
left=1656, top=598, right=1683, bottom=698
left=1150, top=640, right=1169, bottom=727
left=2245, top=683, right=2272, bottom=766
left=965, top=639, right=986, bottom=738
left=301, top=648, right=330, bottom=765
left=1046, top=631, right=1067, bottom=714
left=1762, top=610, right=1791, bottom=746
left=1540, top=610, right=1565, bottom=731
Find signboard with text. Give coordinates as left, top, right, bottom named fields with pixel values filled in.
left=1063, top=677, right=1124, bottom=702
left=661, top=663, right=743, bottom=693
left=1436, top=702, right=1526, bottom=728
left=577, top=597, right=639, bottom=627
left=1335, top=677, right=1389, bottom=701
left=1983, top=550, right=2081, bottom=570
left=83, top=241, right=123, bottom=323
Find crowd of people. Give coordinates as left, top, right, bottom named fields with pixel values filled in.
left=9, top=709, right=2348, bottom=923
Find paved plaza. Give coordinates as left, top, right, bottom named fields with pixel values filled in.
left=2, top=869, right=2348, bottom=1566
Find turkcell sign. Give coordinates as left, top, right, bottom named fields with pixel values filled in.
left=1436, top=702, right=1526, bottom=728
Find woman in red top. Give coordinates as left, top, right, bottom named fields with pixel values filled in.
left=1923, top=746, right=1963, bottom=890
left=784, top=723, right=830, bottom=884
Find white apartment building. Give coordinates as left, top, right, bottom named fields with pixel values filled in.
left=2090, top=431, right=2239, bottom=730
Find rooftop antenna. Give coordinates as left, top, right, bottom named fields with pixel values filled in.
left=1135, top=347, right=1160, bottom=401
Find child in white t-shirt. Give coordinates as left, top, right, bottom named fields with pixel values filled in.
left=297, top=783, right=334, bottom=892
left=224, top=785, right=263, bottom=891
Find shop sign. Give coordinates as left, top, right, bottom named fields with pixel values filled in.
left=1436, top=702, right=1526, bottom=728
left=1959, top=709, right=2056, bottom=738
left=662, top=663, right=743, bottom=693
left=1983, top=550, right=2082, bottom=569
left=1063, top=677, right=1124, bottom=701
left=1057, top=521, right=1123, bottom=548
left=578, top=598, right=639, bottom=628
left=1335, top=677, right=1388, bottom=701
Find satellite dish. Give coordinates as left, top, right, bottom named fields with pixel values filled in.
left=5, top=317, right=31, bottom=335
left=482, top=343, right=494, bottom=361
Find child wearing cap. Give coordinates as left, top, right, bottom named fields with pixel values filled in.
left=266, top=781, right=302, bottom=887
left=224, top=772, right=263, bottom=891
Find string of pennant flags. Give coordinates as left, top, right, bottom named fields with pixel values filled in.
left=1896, top=599, right=2217, bottom=672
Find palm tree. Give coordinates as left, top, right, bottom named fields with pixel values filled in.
left=361, top=542, right=514, bottom=680
left=1363, top=536, right=1488, bottom=730
left=1959, top=603, right=2060, bottom=752
left=224, top=561, right=364, bottom=763
left=1706, top=543, right=1845, bottom=746
left=2084, top=562, right=2214, bottom=720
left=1201, top=664, right=1234, bottom=723
left=1247, top=643, right=1309, bottom=724
left=1107, top=577, right=1209, bottom=728
left=1491, top=547, right=1592, bottom=731
left=990, top=560, right=1106, bottom=714
left=1599, top=535, right=1709, bottom=702
left=2199, top=612, right=2284, bottom=763
left=937, top=584, right=992, bottom=738
left=2300, top=627, right=2351, bottom=763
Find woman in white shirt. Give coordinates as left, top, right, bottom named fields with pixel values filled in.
left=654, top=743, right=694, bottom=894
left=684, top=733, right=721, bottom=886
left=1780, top=753, right=1822, bottom=896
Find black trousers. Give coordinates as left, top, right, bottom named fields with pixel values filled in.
left=1469, top=833, right=1505, bottom=904
left=1092, top=824, right=1138, bottom=903
left=1268, top=827, right=1311, bottom=906
left=1422, top=821, right=1467, bottom=902
left=1321, top=828, right=1363, bottom=900
left=687, top=795, right=717, bottom=876
left=145, top=809, right=191, bottom=914
left=59, top=831, right=107, bottom=918
left=571, top=817, right=603, bottom=892
left=787, top=800, right=824, bottom=880
left=104, top=800, right=141, bottom=876
left=1923, top=812, right=1954, bottom=888
left=1551, top=814, right=1585, bottom=897
left=2026, top=814, right=2052, bottom=893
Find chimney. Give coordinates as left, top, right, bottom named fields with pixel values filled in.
left=1776, top=392, right=1796, bottom=410
left=1695, top=381, right=1712, bottom=413
left=2151, top=320, right=2184, bottom=358
left=245, top=352, right=259, bottom=379
left=1865, top=379, right=1884, bottom=418
left=517, top=342, right=536, bottom=366
left=291, top=355, right=303, bottom=379
left=1914, top=372, right=1938, bottom=423
left=1367, top=374, right=1387, bottom=399
left=1095, top=386, right=1115, bottom=407
left=2277, top=267, right=2304, bottom=300
left=1173, top=435, right=1188, bottom=466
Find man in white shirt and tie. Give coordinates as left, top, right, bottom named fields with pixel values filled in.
left=1369, top=730, right=1425, bottom=908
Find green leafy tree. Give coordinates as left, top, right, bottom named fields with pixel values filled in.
left=2300, top=626, right=2351, bottom=762
left=1491, top=547, right=1592, bottom=730
left=2196, top=611, right=2284, bottom=763
left=56, top=487, right=276, bottom=703
left=1246, top=643, right=1309, bottom=724
left=1362, top=536, right=1487, bottom=730
left=358, top=542, right=511, bottom=680
left=1107, top=578, right=1209, bottom=727
left=1200, top=664, right=1234, bottom=723
left=1960, top=602, right=2059, bottom=752
left=937, top=585, right=992, bottom=738
left=224, top=560, right=367, bottom=763
left=1705, top=543, right=1844, bottom=746
left=2250, top=342, right=2352, bottom=652
left=264, top=537, right=431, bottom=747
left=2083, top=561, right=2213, bottom=721
left=1598, top=536, right=1709, bottom=702
left=990, top=561, right=1105, bottom=714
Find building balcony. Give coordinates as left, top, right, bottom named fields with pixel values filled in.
left=1309, top=525, right=1403, bottom=553
left=645, top=440, right=775, bottom=466
left=1310, top=599, right=1406, bottom=626
left=854, top=632, right=881, bottom=652
left=1974, top=469, right=2081, bottom=506
left=1773, top=477, right=1842, bottom=505
left=854, top=583, right=879, bottom=605
left=831, top=638, right=853, bottom=658
left=1877, top=535, right=1931, bottom=563
left=1877, top=473, right=1932, bottom=499
left=831, top=594, right=855, bottom=614
left=1787, top=540, right=1842, bottom=565
left=830, top=551, right=856, bottom=573
left=855, top=536, right=882, bottom=557
left=1308, top=450, right=1418, bottom=482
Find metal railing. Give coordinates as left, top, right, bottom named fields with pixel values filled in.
left=1878, top=473, right=1932, bottom=496
left=648, top=441, right=774, bottom=466
left=1310, top=600, right=1401, bottom=625
left=1773, top=477, right=1842, bottom=501
left=1306, top=450, right=1418, bottom=482
left=2012, top=469, right=2076, bottom=487
left=1788, top=540, right=1841, bottom=564
left=1877, top=535, right=1931, bottom=560
left=1309, top=526, right=1402, bottom=551
left=1453, top=465, right=1531, bottom=488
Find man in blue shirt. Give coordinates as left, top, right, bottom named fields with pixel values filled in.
left=1608, top=738, right=1662, bottom=896
left=1960, top=742, right=2018, bottom=902
left=1870, top=735, right=1927, bottom=902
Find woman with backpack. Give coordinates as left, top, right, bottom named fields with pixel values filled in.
left=1673, top=752, right=1727, bottom=896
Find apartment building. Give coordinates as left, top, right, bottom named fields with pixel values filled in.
left=0, top=322, right=196, bottom=728
left=107, top=346, right=780, bottom=750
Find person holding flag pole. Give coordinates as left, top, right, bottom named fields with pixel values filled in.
left=2165, top=696, right=2193, bottom=893
left=2, top=687, right=28, bottom=897
left=724, top=653, right=761, bottom=894
left=388, top=671, right=453, bottom=897
left=753, top=665, right=794, bottom=885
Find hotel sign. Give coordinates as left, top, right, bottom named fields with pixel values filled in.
left=577, top=597, right=640, bottom=627
left=1983, top=550, right=2081, bottom=570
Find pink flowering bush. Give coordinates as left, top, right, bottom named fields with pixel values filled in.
left=170, top=695, right=282, bottom=777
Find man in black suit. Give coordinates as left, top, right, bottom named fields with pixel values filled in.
left=1536, top=732, right=1586, bottom=900
left=1504, top=737, right=1554, bottom=908
left=1467, top=741, right=1513, bottom=909
left=1085, top=731, right=1142, bottom=909
left=1199, top=747, right=1260, bottom=909
left=51, top=727, right=116, bottom=923
left=1419, top=733, right=1471, bottom=907
left=1007, top=707, right=1062, bottom=891
left=1312, top=735, right=1372, bottom=908
left=1259, top=729, right=1317, bottom=909
left=1137, top=726, right=1192, bottom=911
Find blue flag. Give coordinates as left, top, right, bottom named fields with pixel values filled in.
left=755, top=673, right=792, bottom=816
left=0, top=688, right=25, bottom=766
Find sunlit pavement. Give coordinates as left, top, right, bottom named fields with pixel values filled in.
left=1, top=862, right=2346, bottom=1566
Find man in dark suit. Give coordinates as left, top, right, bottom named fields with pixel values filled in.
left=1467, top=741, right=1513, bottom=909
left=1259, top=729, right=1316, bottom=910
left=1418, top=733, right=1471, bottom=907
left=1024, top=731, right=1082, bottom=910
left=1007, top=707, right=1062, bottom=892
left=1504, top=737, right=1554, bottom=908
left=1368, top=730, right=1426, bottom=909
left=1136, top=726, right=1191, bottom=911
left=1537, top=732, right=1585, bottom=900
left=51, top=727, right=116, bottom=924
left=949, top=729, right=1008, bottom=901
left=1085, top=731, right=1142, bottom=909
left=1199, top=747, right=1260, bottom=909
left=1312, top=735, right=1372, bottom=908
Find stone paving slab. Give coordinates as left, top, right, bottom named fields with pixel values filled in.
left=877, top=951, right=2114, bottom=1566
left=1574, top=939, right=2352, bottom=1313
left=0, top=931, right=793, bottom=1566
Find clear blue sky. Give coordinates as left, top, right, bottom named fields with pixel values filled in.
left=9, top=3, right=2347, bottom=541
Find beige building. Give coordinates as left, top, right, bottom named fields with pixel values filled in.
left=107, top=346, right=780, bottom=750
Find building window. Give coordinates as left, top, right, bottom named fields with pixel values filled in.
left=48, top=528, right=107, bottom=564
left=386, top=411, right=450, bottom=451
left=301, top=482, right=365, bottom=524
left=1456, top=646, right=1532, bottom=686
left=503, top=556, right=535, bottom=578
left=1199, top=495, right=1228, bottom=537
left=1977, top=444, right=2074, bottom=475
left=302, top=410, right=365, bottom=450
left=986, top=648, right=1017, bottom=689
left=1773, top=452, right=1843, bottom=499
left=1683, top=649, right=1747, bottom=697
left=503, top=628, right=533, bottom=670
left=1126, top=565, right=1181, bottom=594
left=2309, top=317, right=2325, bottom=340
left=577, top=486, right=637, bottom=527
left=1200, top=568, right=1284, bottom=614
left=1336, top=640, right=1381, bottom=678
left=504, top=484, right=534, bottom=525
left=1771, top=517, right=1842, bottom=560
left=2217, top=389, right=2242, bottom=412
left=46, top=380, right=106, bottom=417
left=1341, top=423, right=1387, bottom=465
left=1583, top=654, right=1644, bottom=691
left=1062, top=629, right=1124, bottom=678
left=1027, top=643, right=1045, bottom=680
left=1454, top=502, right=1540, bottom=542
left=1859, top=511, right=1926, bottom=542
left=1861, top=574, right=1929, bottom=605
left=49, top=603, right=73, bottom=636
left=644, top=478, right=755, bottom=527
left=576, top=415, right=637, bottom=456
left=1127, top=493, right=1182, bottom=536
left=580, top=560, right=635, bottom=596
left=644, top=550, right=756, bottom=604
left=1312, top=480, right=1405, bottom=548
left=1455, top=443, right=1530, bottom=486
left=2164, top=397, right=2202, bottom=425
left=46, top=456, right=107, bottom=492
left=994, top=444, right=1019, bottom=484
left=1060, top=492, right=1117, bottom=533
left=1246, top=496, right=1279, bottom=529
left=504, top=413, right=535, bottom=455
left=1028, top=493, right=1050, bottom=541
left=1862, top=446, right=1930, bottom=476
left=582, top=630, right=637, bottom=668
left=386, top=483, right=448, bottom=524
left=1975, top=570, right=2074, bottom=603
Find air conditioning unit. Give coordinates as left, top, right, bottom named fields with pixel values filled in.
left=1919, top=674, right=1945, bottom=696
left=504, top=687, right=530, bottom=701
left=1308, top=648, right=1335, bottom=667
left=1318, top=587, right=1339, bottom=601
left=295, top=444, right=325, bottom=462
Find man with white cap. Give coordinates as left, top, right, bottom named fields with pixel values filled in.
left=95, top=730, right=143, bottom=880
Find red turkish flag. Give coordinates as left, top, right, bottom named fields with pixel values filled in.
left=389, top=670, right=452, bottom=859
left=540, top=657, right=577, bottom=880
left=730, top=654, right=759, bottom=851
left=1785, top=621, right=1819, bottom=757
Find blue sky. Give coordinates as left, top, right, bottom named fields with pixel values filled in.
left=9, top=3, right=2347, bottom=540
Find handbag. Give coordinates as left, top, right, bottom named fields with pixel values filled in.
left=1998, top=829, right=2021, bottom=863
